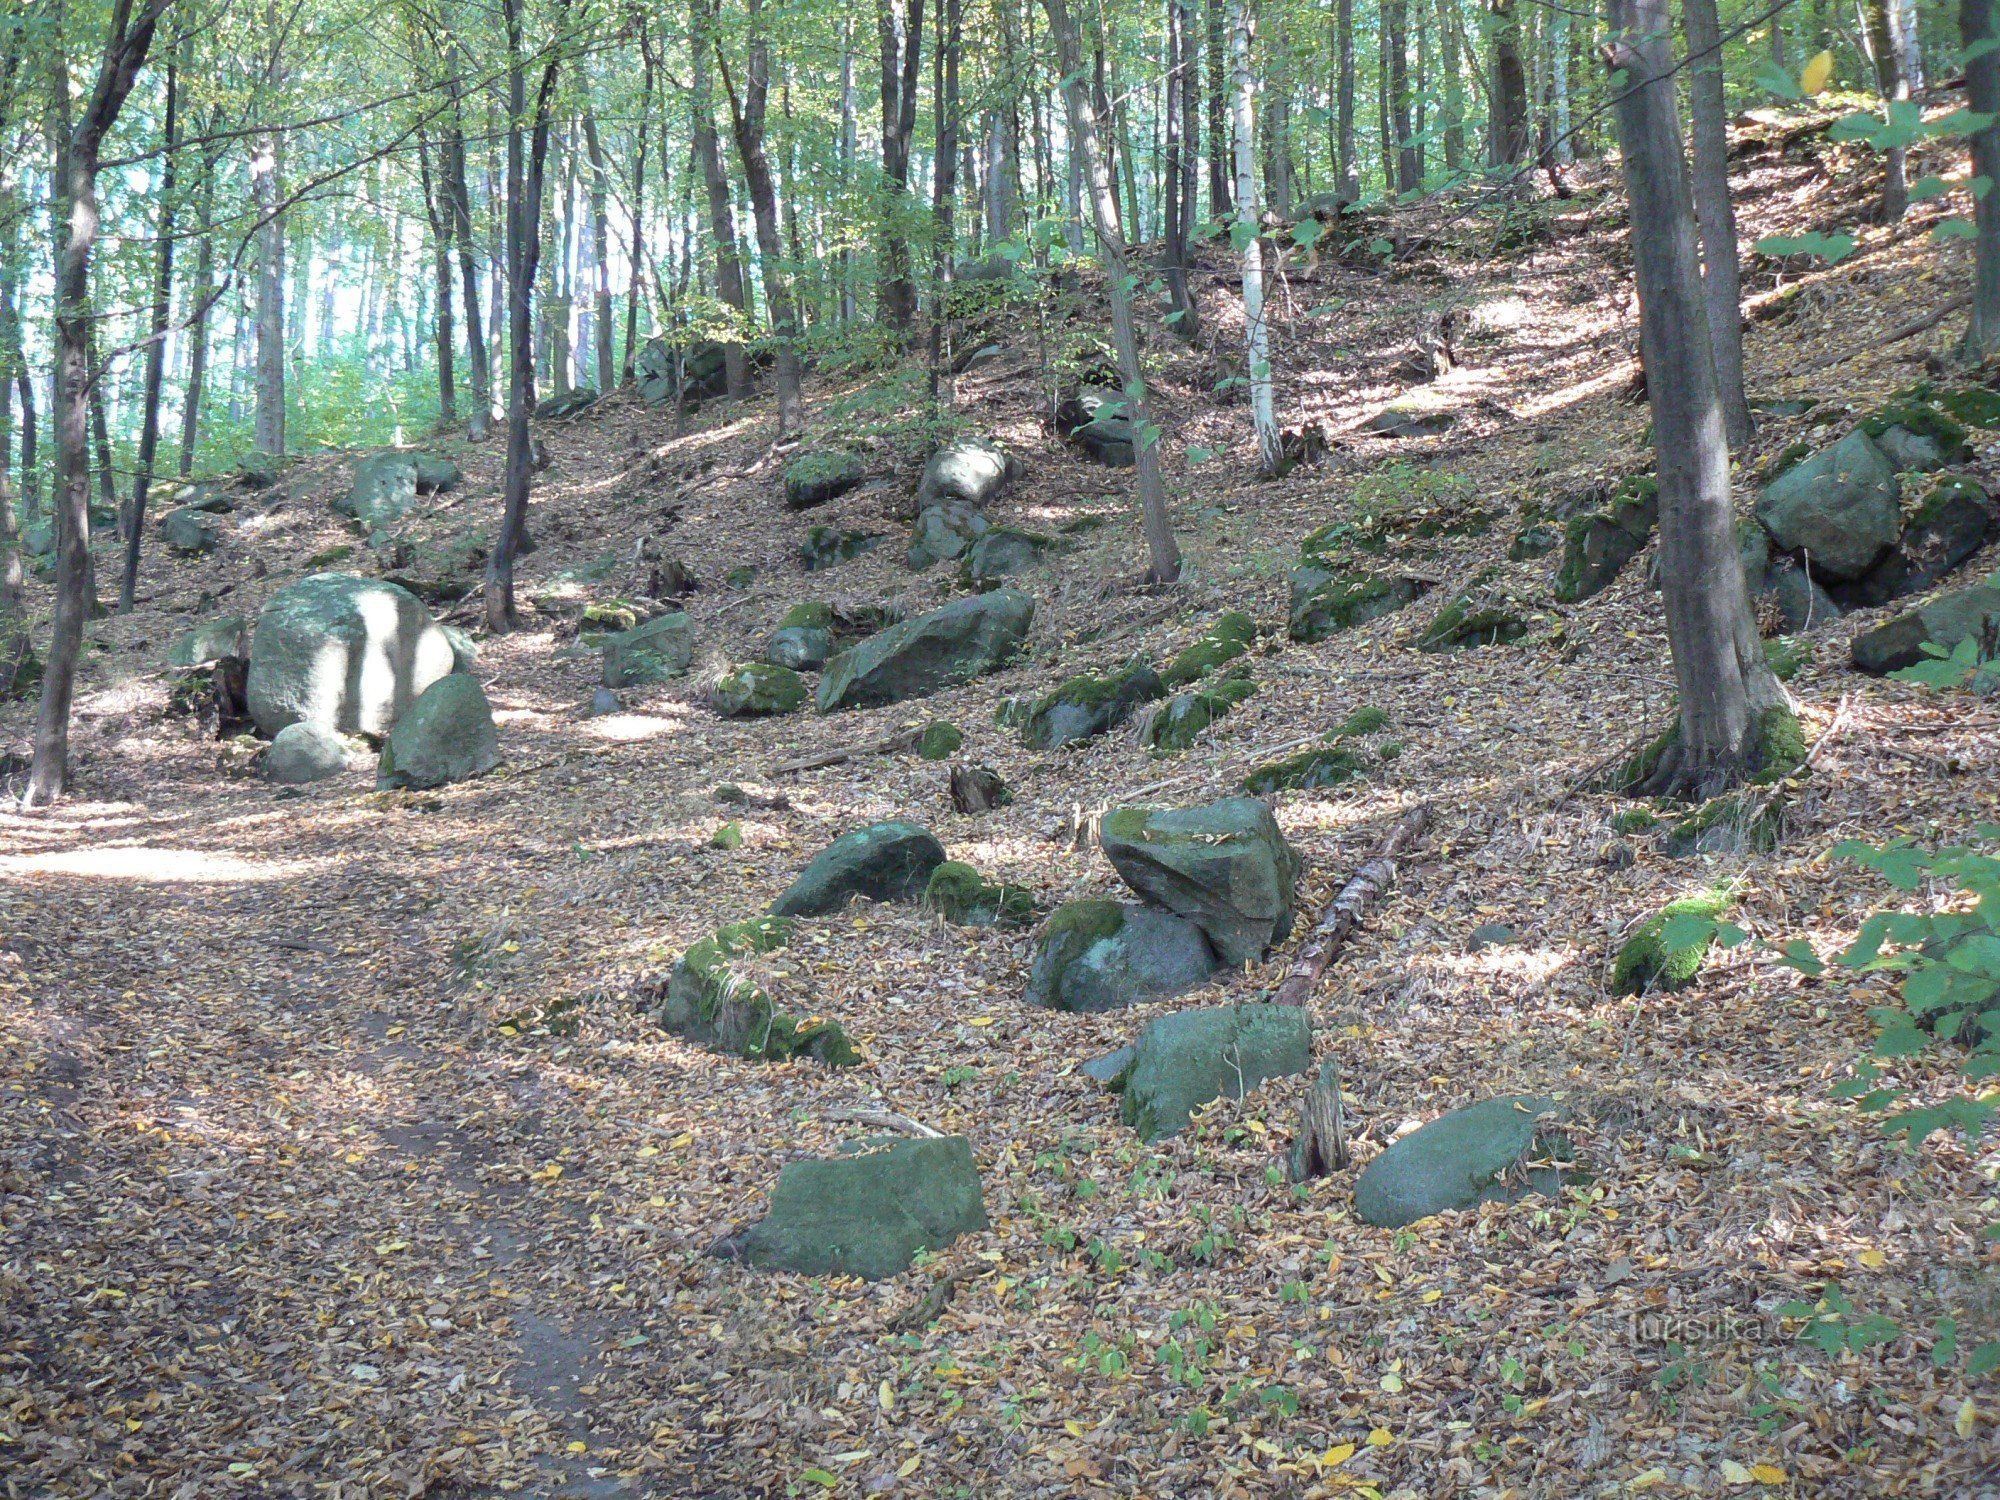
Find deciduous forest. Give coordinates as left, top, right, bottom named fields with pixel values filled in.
left=2, top=0, right=1999, bottom=1492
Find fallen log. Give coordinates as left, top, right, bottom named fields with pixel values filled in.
left=820, top=1107, right=943, bottom=1139
left=1266, top=802, right=1431, bottom=1008
left=768, top=726, right=921, bottom=776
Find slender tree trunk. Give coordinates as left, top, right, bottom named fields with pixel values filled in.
left=1387, top=0, right=1416, bottom=191
left=1163, top=0, right=1198, bottom=333
left=693, top=4, right=753, bottom=397
left=1606, top=0, right=1786, bottom=798
left=1958, top=0, right=2000, bottom=358
left=1378, top=13, right=1395, bottom=192
left=87, top=324, right=116, bottom=537
left=1205, top=0, right=1232, bottom=215
left=582, top=109, right=615, bottom=392
left=251, top=6, right=285, bottom=458
left=0, top=220, right=23, bottom=615
left=722, top=0, right=805, bottom=435
left=122, top=29, right=184, bottom=610
left=879, top=0, right=925, bottom=335
left=1489, top=0, right=1529, bottom=169
left=417, top=129, right=459, bottom=432
left=1231, top=0, right=1280, bottom=476
left=1043, top=0, right=1180, bottom=583
left=1549, top=5, right=1571, bottom=164
left=176, top=160, right=213, bottom=476
left=1862, top=0, right=1911, bottom=221
left=928, top=0, right=961, bottom=406
left=1683, top=0, right=1751, bottom=448
left=1335, top=0, right=1358, bottom=197
left=839, top=18, right=860, bottom=320
left=624, top=42, right=652, bottom=382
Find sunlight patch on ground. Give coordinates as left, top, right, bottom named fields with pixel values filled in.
left=1436, top=944, right=1577, bottom=985
left=0, top=846, right=324, bottom=882
left=584, top=711, right=687, bottom=744
left=1468, top=295, right=1531, bottom=333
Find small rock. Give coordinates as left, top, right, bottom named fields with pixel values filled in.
left=265, top=722, right=349, bottom=784
left=168, top=616, right=246, bottom=668
left=602, top=612, right=692, bottom=688
left=710, top=663, right=808, bottom=718
left=1468, top=922, right=1516, bottom=950
left=1090, top=1004, right=1312, bottom=1142
left=1354, top=1096, right=1566, bottom=1227
left=1026, top=899, right=1218, bottom=1012
left=783, top=449, right=867, bottom=510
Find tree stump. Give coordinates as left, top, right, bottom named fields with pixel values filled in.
left=1290, top=1059, right=1349, bottom=1181
left=949, top=763, right=1009, bottom=815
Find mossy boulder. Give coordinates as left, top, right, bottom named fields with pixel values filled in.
left=1508, top=522, right=1561, bottom=562
left=376, top=673, right=500, bottom=790
left=1058, top=387, right=1137, bottom=466
left=817, top=591, right=1034, bottom=711
left=1836, top=474, right=1995, bottom=609
left=924, top=861, right=1035, bottom=928
left=783, top=449, right=867, bottom=510
left=655, top=915, right=858, bottom=1066
left=1754, top=430, right=1901, bottom=581
left=960, top=526, right=1055, bottom=589
left=916, top=721, right=963, bottom=760
left=159, top=506, right=222, bottom=555
left=1100, top=796, right=1300, bottom=966
left=1418, top=569, right=1531, bottom=651
left=1288, top=567, right=1425, bottom=643
left=1859, top=400, right=1972, bottom=471
left=1354, top=1096, right=1566, bottom=1228
left=1141, top=670, right=1257, bottom=753
left=602, top=612, right=692, bottom=687
left=1659, top=792, right=1782, bottom=859
left=168, top=615, right=246, bottom=668
left=1903, top=380, right=2000, bottom=431
left=534, top=386, right=599, bottom=419
left=1611, top=892, right=1731, bottom=995
left=1026, top=899, right=1218, bottom=1012
left=906, top=500, right=992, bottom=570
left=771, top=821, right=948, bottom=917
left=1244, top=742, right=1366, bottom=795
left=731, top=1136, right=986, bottom=1280
left=1162, top=611, right=1258, bottom=687
left=768, top=601, right=836, bottom=671
left=801, top=526, right=882, bottom=571
left=1851, top=583, right=2000, bottom=675
left=1089, top=1004, right=1313, bottom=1142
left=916, top=437, right=1016, bottom=510
left=1553, top=477, right=1656, bottom=603
left=711, top=663, right=808, bottom=718
left=247, top=573, right=455, bottom=737
left=1022, top=661, right=1163, bottom=749
left=336, top=451, right=461, bottom=528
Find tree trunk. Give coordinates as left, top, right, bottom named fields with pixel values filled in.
left=879, top=0, right=925, bottom=336
left=624, top=42, right=652, bottom=382
left=1958, top=0, right=2000, bottom=359
left=1043, top=0, right=1181, bottom=583
left=927, top=0, right=961, bottom=407
left=1386, top=0, right=1416, bottom=192
left=0, top=219, right=23, bottom=615
left=177, top=156, right=213, bottom=476
left=1335, top=0, right=1358, bottom=196
left=1205, top=0, right=1232, bottom=215
left=122, top=28, right=184, bottom=611
left=444, top=50, right=490, bottom=438
left=1862, top=0, right=1911, bottom=222
left=1683, top=0, right=1751, bottom=449
left=582, top=109, right=615, bottom=392
left=693, top=5, right=753, bottom=398
left=1606, top=0, right=1786, bottom=799
left=1548, top=4, right=1571, bottom=164
left=1163, top=0, right=1199, bottom=334
left=251, top=6, right=286, bottom=461
left=1231, top=0, right=1281, bottom=476
left=722, top=0, right=805, bottom=436
left=1489, top=0, right=1529, bottom=169
left=416, top=129, right=458, bottom=432
left=839, top=18, right=860, bottom=321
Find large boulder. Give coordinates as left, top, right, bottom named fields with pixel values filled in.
left=265, top=722, right=349, bottom=785
left=771, top=821, right=947, bottom=917
left=1835, top=475, right=1996, bottom=609
left=168, top=615, right=246, bottom=668
left=800, top=526, right=881, bottom=571
left=906, top=500, right=991, bottom=571
left=1859, top=400, right=1972, bottom=472
left=376, top=673, right=500, bottom=790
left=159, top=506, right=221, bottom=555
left=636, top=337, right=734, bottom=406
left=1058, top=387, right=1137, bottom=467
left=817, top=591, right=1034, bottom=711
left=1021, top=662, right=1163, bottom=749
left=1354, top=1096, right=1565, bottom=1228
left=917, top=437, right=1016, bottom=510
left=1026, top=900, right=1219, bottom=1012
left=1553, top=478, right=1656, bottom=603
left=1851, top=583, right=2000, bottom=675
left=1754, top=430, right=1902, bottom=581
left=784, top=449, right=867, bottom=510
left=960, top=526, right=1055, bottom=589
left=731, top=1136, right=988, bottom=1280
left=246, top=573, right=454, bottom=737
left=602, top=612, right=692, bottom=688
left=335, top=451, right=463, bottom=530
left=535, top=386, right=599, bottom=419
left=1099, top=797, right=1300, bottom=966
left=1089, top=1004, right=1313, bottom=1142
left=767, top=601, right=835, bottom=671
left=1288, top=566, right=1425, bottom=643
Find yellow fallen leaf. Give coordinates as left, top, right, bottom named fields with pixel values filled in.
left=636, top=1146, right=659, bottom=1159
left=1858, top=1249, right=1887, bottom=1270
left=1064, top=1419, right=1085, bottom=1438
left=1242, top=1119, right=1267, bottom=1134
left=1379, top=1373, right=1403, bottom=1392
left=1630, top=1470, right=1667, bottom=1491
left=1801, top=49, right=1835, bottom=96
left=566, top=1441, right=586, bottom=1454
left=1721, top=1459, right=1753, bottom=1485
left=1420, top=1289, right=1441, bottom=1303
left=1366, top=1428, right=1393, bottom=1446
left=1957, top=1397, right=1978, bottom=1438
left=897, top=1456, right=920, bottom=1478
left=669, top=1131, right=694, bottom=1149
left=1320, top=1443, right=1356, bottom=1467
left=375, top=1240, right=409, bottom=1255
left=1750, top=1464, right=1789, bottom=1484
left=968, top=1016, right=995, bottom=1027
left=879, top=1380, right=894, bottom=1411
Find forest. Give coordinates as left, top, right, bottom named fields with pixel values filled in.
left=2, top=0, right=2000, bottom=1492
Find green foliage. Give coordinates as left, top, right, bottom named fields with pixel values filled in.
left=1778, top=1283, right=1903, bottom=1357
left=1610, top=891, right=1739, bottom=997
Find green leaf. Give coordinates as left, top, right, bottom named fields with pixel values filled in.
left=1228, top=214, right=1260, bottom=252
left=1186, top=445, right=1216, bottom=464
left=1966, top=38, right=2000, bottom=64
left=1911, top=174, right=1952, bottom=201
left=801, top=1470, right=839, bottom=1488
left=1754, top=58, right=1803, bottom=101
left=1933, top=1317, right=1960, bottom=1366
left=1291, top=218, right=1325, bottom=251
left=1936, top=218, right=1981, bottom=242
left=1970, top=1340, right=2000, bottom=1377
left=1756, top=231, right=1857, bottom=264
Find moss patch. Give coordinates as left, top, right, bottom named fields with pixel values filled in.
left=1609, top=807, right=1658, bottom=835
left=916, top=721, right=964, bottom=760
left=1611, top=892, right=1731, bottom=995
left=1161, top=611, right=1258, bottom=687
left=923, top=861, right=1035, bottom=928
left=1336, top=705, right=1389, bottom=737
left=1043, top=897, right=1127, bottom=945
left=1142, top=670, right=1258, bottom=753
left=1418, top=569, right=1531, bottom=651
left=1243, top=743, right=1367, bottom=794
left=1763, top=636, right=1812, bottom=683
left=1752, top=704, right=1807, bottom=782
left=778, top=600, right=835, bottom=631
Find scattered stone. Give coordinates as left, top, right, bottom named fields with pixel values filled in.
left=335, top=451, right=459, bottom=528
left=1836, top=474, right=1995, bottom=608
left=1026, top=899, right=1218, bottom=1012
left=1288, top=566, right=1426, bottom=643
left=730, top=1136, right=987, bottom=1280
left=768, top=601, right=836, bottom=671
left=21, top=523, right=54, bottom=558
left=1099, top=797, right=1300, bottom=966
left=905, top=500, right=991, bottom=570
left=265, top=722, right=349, bottom=784
left=376, top=673, right=501, bottom=790
left=1161, top=611, right=1257, bottom=687
left=1058, top=387, right=1137, bottom=466
left=1364, top=400, right=1456, bottom=437
left=159, top=506, right=221, bottom=555
left=817, top=590, right=1034, bottom=711
left=783, top=449, right=867, bottom=510
left=585, top=687, right=621, bottom=717
left=924, top=861, right=1035, bottom=928
left=916, top=721, right=964, bottom=760
left=1507, top=521, right=1560, bottom=562
left=1754, top=429, right=1901, bottom=581
left=800, top=526, right=882, bottom=571
left=1354, top=1096, right=1566, bottom=1227
left=635, top=336, right=729, bottom=406
left=653, top=916, right=858, bottom=1066
left=170, top=481, right=234, bottom=514
left=1761, top=560, right=1842, bottom=632
left=1851, top=583, right=2000, bottom=675
left=1611, top=891, right=1730, bottom=995
left=234, top=452, right=281, bottom=489
left=1089, top=1004, right=1312, bottom=1142
left=725, top=565, right=757, bottom=590
left=711, top=663, right=808, bottom=718
left=602, top=612, right=692, bottom=687
left=1141, top=670, right=1257, bottom=753
left=771, top=821, right=948, bottom=917
left=1022, top=661, right=1163, bottom=749
left=960, top=526, right=1055, bottom=589
left=247, top=573, right=455, bottom=737
left=1417, top=568, right=1530, bottom=651
left=1859, top=399, right=1971, bottom=471
left=168, top=616, right=246, bottom=668
left=952, top=342, right=1006, bottom=374
left=916, top=436, right=1017, bottom=510
left=1554, top=476, right=1656, bottom=602
left=1469, top=922, right=1516, bottom=950
left=534, top=386, right=598, bottom=419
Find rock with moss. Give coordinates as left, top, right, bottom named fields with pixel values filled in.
left=801, top=526, right=882, bottom=572
left=1058, top=387, right=1137, bottom=466
left=248, top=573, right=455, bottom=736
left=784, top=449, right=867, bottom=510
left=906, top=500, right=992, bottom=571
left=168, top=615, right=246, bottom=668
left=916, top=436, right=1017, bottom=510
left=1754, top=430, right=1901, bottom=581
left=1554, top=477, right=1657, bottom=602
left=1243, top=742, right=1366, bottom=795
left=602, top=612, right=692, bottom=687
left=1660, top=792, right=1782, bottom=859
left=582, top=598, right=643, bottom=634
left=1022, top=661, right=1163, bottom=749
left=1508, top=521, right=1560, bottom=562
left=916, top=721, right=963, bottom=760
left=710, top=820, right=745, bottom=850
left=768, top=601, right=836, bottom=671
left=1288, top=567, right=1425, bottom=643
left=1100, top=797, right=1300, bottom=965
left=1354, top=1096, right=1567, bottom=1227
left=1611, top=892, right=1732, bottom=995
left=1837, top=474, right=1995, bottom=609
left=1858, top=399, right=1972, bottom=471
left=1337, top=705, right=1390, bottom=737
left=1609, top=807, right=1659, bottom=836
left=1902, top=380, right=2000, bottom=431
left=535, top=386, right=599, bottom=420
left=711, top=663, right=808, bottom=718
left=728, top=1136, right=985, bottom=1279
left=1142, top=670, right=1257, bottom=753
left=376, top=674, right=500, bottom=790
left=1851, top=583, right=2000, bottom=675
left=1763, top=636, right=1812, bottom=682
left=655, top=915, right=858, bottom=1066
left=925, top=861, right=1035, bottom=928
left=771, top=821, right=947, bottom=917
left=1161, top=611, right=1257, bottom=687
left=817, top=591, right=1034, bottom=711
left=1088, top=1003, right=1312, bottom=1141
left=1026, top=899, right=1218, bottom=1011
left=1418, top=569, right=1531, bottom=651
left=960, top=526, right=1055, bottom=589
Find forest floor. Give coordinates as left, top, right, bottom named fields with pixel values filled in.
left=4, top=123, right=2000, bottom=1498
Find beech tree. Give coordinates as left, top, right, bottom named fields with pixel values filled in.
left=1960, top=0, right=2000, bottom=359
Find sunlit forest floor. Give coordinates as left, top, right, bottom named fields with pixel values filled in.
left=4, top=126, right=1998, bottom=1497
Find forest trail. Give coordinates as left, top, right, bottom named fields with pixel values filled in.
left=5, top=145, right=2000, bottom=1496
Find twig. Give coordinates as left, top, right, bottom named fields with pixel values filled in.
left=1796, top=293, right=1972, bottom=374
left=1266, top=803, right=1432, bottom=1009
left=887, top=1273, right=960, bottom=1331
left=821, top=1107, right=943, bottom=1139
left=768, top=727, right=922, bottom=775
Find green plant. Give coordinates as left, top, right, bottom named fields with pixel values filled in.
left=1778, top=1283, right=1902, bottom=1357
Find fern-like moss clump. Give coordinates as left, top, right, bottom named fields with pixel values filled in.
left=1610, top=892, right=1731, bottom=996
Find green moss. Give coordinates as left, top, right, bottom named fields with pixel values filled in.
left=1243, top=743, right=1367, bottom=794
left=1508, top=522, right=1560, bottom=562
left=1753, top=704, right=1807, bottom=782
left=1044, top=897, right=1127, bottom=944
left=725, top=565, right=756, bottom=589
left=1335, top=705, right=1389, bottom=738
left=1861, top=399, right=1970, bottom=457
left=583, top=599, right=642, bottom=633
left=1161, top=611, right=1258, bottom=687
left=993, top=696, right=1029, bottom=729
left=916, top=721, right=964, bottom=760
left=1609, top=808, right=1659, bottom=835
left=1661, top=792, right=1781, bottom=858
left=1763, top=636, right=1812, bottom=683
left=306, top=543, right=356, bottom=568
left=1418, top=569, right=1530, bottom=651
left=1142, top=669, right=1258, bottom=753
left=924, top=861, right=1035, bottom=927
left=1760, top=440, right=1814, bottom=483
left=784, top=449, right=864, bottom=489
left=710, top=820, right=745, bottom=850
left=1905, top=381, right=2000, bottom=430
left=1611, top=892, right=1731, bottom=996
left=1289, top=569, right=1421, bottom=642
left=1614, top=723, right=1679, bottom=792
left=672, top=915, right=856, bottom=1065
left=778, top=600, right=835, bottom=631
left=1377, top=740, right=1403, bottom=761
left=711, top=663, right=809, bottom=717
left=1915, top=473, right=1991, bottom=521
